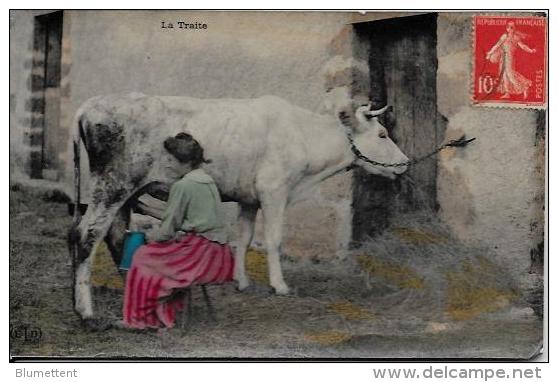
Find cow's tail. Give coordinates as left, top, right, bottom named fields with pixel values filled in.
left=72, top=113, right=85, bottom=223
left=69, top=112, right=86, bottom=312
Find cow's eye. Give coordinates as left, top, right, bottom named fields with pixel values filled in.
left=379, top=130, right=387, bottom=139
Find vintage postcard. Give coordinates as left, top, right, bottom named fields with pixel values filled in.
left=9, top=10, right=546, bottom=360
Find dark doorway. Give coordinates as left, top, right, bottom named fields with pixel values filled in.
left=352, top=13, right=446, bottom=244
left=30, top=11, right=63, bottom=179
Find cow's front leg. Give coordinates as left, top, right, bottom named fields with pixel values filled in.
left=70, top=199, right=127, bottom=329
left=234, top=204, right=258, bottom=291
left=261, top=194, right=289, bottom=295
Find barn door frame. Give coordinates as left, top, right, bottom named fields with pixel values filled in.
left=351, top=13, right=447, bottom=245
left=29, top=10, right=63, bottom=179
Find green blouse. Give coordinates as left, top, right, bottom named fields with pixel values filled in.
left=156, top=168, right=225, bottom=243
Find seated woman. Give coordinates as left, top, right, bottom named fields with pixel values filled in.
left=120, top=133, right=234, bottom=329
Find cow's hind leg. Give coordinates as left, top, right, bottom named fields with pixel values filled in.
left=72, top=199, right=128, bottom=329
left=234, top=204, right=258, bottom=291
left=260, top=192, right=289, bottom=295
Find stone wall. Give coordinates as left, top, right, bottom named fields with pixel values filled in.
left=10, top=10, right=359, bottom=258
left=9, top=10, right=44, bottom=179
left=9, top=10, right=73, bottom=184
left=436, top=13, right=545, bottom=286
left=9, top=11, right=546, bottom=275
left=316, top=12, right=545, bottom=284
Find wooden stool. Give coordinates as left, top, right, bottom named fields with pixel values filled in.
left=179, top=285, right=217, bottom=330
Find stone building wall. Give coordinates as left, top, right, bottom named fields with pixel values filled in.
left=317, top=12, right=545, bottom=286
left=9, top=11, right=546, bottom=280
left=10, top=11, right=73, bottom=183
left=436, top=13, right=545, bottom=286
left=10, top=10, right=358, bottom=258
left=10, top=10, right=45, bottom=178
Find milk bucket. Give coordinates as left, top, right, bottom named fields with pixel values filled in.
left=119, top=231, right=146, bottom=270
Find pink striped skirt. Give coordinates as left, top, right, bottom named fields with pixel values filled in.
left=123, top=233, right=234, bottom=329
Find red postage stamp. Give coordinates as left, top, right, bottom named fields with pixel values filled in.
left=472, top=15, right=547, bottom=108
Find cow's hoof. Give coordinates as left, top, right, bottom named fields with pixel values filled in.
left=81, top=317, right=113, bottom=332
left=272, top=282, right=290, bottom=295
left=235, top=276, right=251, bottom=291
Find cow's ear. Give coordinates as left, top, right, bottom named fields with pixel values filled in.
left=338, top=111, right=352, bottom=128
left=353, top=106, right=373, bottom=133
left=337, top=108, right=363, bottom=133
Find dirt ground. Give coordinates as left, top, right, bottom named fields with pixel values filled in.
left=9, top=183, right=543, bottom=359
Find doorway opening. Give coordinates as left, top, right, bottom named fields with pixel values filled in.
left=30, top=11, right=63, bottom=179
left=351, top=13, right=447, bottom=244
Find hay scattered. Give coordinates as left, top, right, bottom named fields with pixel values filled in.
left=353, top=211, right=519, bottom=321
left=392, top=227, right=446, bottom=245
left=327, top=301, right=375, bottom=320
left=357, top=255, right=424, bottom=289
left=10, top=182, right=541, bottom=358
left=85, top=209, right=520, bottom=324
left=91, top=242, right=124, bottom=290
left=304, top=330, right=352, bottom=345
left=446, top=258, right=517, bottom=320
left=246, top=248, right=269, bottom=284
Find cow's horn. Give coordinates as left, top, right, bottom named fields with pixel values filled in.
left=369, top=104, right=389, bottom=116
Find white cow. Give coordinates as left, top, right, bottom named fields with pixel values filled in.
left=68, top=93, right=408, bottom=328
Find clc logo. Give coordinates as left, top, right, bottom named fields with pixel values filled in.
left=9, top=324, right=42, bottom=344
